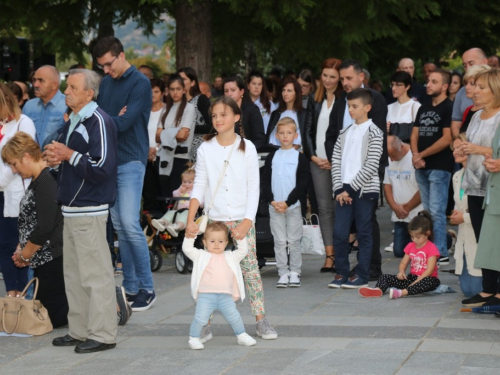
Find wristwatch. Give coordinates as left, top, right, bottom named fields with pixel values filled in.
left=20, top=253, right=31, bottom=263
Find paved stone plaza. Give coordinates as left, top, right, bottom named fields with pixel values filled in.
left=1, top=206, right=499, bottom=374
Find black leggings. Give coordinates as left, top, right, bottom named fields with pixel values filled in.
left=376, top=273, right=441, bottom=295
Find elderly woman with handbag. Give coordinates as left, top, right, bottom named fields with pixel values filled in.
left=2, top=132, right=69, bottom=328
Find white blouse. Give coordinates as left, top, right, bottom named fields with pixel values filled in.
left=191, top=135, right=260, bottom=222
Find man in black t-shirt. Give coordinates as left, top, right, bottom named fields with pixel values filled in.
left=410, top=69, right=453, bottom=265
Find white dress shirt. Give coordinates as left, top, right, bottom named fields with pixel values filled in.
left=341, top=119, right=372, bottom=184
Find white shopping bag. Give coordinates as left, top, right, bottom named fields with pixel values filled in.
left=301, top=214, right=325, bottom=255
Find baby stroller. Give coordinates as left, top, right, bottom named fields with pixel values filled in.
left=255, top=145, right=277, bottom=269
left=142, top=197, right=202, bottom=273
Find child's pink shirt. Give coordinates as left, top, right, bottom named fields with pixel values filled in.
left=173, top=187, right=191, bottom=209
left=404, top=241, right=440, bottom=278
left=198, top=252, right=240, bottom=300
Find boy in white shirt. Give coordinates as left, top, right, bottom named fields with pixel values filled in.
left=329, top=88, right=384, bottom=289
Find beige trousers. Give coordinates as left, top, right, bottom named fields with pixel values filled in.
left=63, top=215, right=117, bottom=344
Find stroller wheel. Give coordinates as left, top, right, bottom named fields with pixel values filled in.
left=175, top=250, right=189, bottom=274
left=150, top=248, right=163, bottom=272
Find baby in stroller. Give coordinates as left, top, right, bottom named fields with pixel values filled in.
left=152, top=168, right=194, bottom=237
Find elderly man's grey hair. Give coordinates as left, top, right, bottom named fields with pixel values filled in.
left=68, top=69, right=101, bottom=100
left=388, top=135, right=403, bottom=152
left=39, top=65, right=61, bottom=86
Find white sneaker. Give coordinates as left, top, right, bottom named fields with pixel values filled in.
left=188, top=337, right=204, bottom=350
left=384, top=242, right=394, bottom=252
left=152, top=219, right=166, bottom=232
left=237, top=332, right=256, bottom=346
left=289, top=272, right=301, bottom=287
left=276, top=274, right=290, bottom=288
left=166, top=224, right=179, bottom=237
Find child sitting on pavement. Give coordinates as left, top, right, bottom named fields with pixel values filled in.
left=359, top=211, right=441, bottom=299
left=182, top=221, right=256, bottom=350
left=261, top=117, right=309, bottom=288
left=152, top=168, right=194, bottom=237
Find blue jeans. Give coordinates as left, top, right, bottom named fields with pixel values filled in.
left=415, top=169, right=451, bottom=257
left=459, top=254, right=483, bottom=297
left=393, top=222, right=411, bottom=258
left=110, top=161, right=154, bottom=294
left=333, top=185, right=377, bottom=283
left=190, top=293, right=245, bottom=337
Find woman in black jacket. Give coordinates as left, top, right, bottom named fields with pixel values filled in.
left=223, top=76, right=266, bottom=149
left=304, top=58, right=343, bottom=273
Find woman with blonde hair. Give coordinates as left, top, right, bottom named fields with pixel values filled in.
left=0, top=82, right=36, bottom=297
left=2, top=132, right=68, bottom=326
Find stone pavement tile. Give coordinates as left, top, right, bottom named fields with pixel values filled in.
left=417, top=339, right=493, bottom=355
left=437, top=318, right=500, bottom=330
left=458, top=368, right=500, bottom=375
left=274, top=325, right=428, bottom=339
left=427, top=328, right=500, bottom=343
left=462, top=353, right=500, bottom=368
left=397, top=352, right=467, bottom=375
left=345, top=339, right=420, bottom=352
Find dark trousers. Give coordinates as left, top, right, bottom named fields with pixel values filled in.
left=468, top=195, right=485, bottom=242
left=393, top=221, right=411, bottom=258
left=34, top=255, right=69, bottom=328
left=376, top=273, right=441, bottom=295
left=142, top=160, right=161, bottom=211
left=333, top=185, right=377, bottom=283
left=0, top=192, right=28, bottom=292
left=481, top=269, right=500, bottom=295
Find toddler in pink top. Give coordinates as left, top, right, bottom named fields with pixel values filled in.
left=152, top=168, right=194, bottom=237
left=359, top=211, right=441, bottom=299
left=182, top=222, right=256, bottom=350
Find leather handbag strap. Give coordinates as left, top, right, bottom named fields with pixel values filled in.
left=2, top=305, right=22, bottom=334
left=19, top=277, right=39, bottom=300
left=204, top=138, right=237, bottom=216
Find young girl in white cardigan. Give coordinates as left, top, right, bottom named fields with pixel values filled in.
left=183, top=222, right=256, bottom=349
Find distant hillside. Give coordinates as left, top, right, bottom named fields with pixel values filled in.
left=114, top=14, right=175, bottom=55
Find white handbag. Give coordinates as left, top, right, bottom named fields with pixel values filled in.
left=301, top=214, right=325, bottom=255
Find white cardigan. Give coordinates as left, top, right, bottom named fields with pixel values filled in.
left=452, top=168, right=482, bottom=277
left=191, top=135, right=259, bottom=222
left=182, top=237, right=248, bottom=301
left=0, top=115, right=36, bottom=217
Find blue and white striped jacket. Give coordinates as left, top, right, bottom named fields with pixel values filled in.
left=56, top=104, right=118, bottom=216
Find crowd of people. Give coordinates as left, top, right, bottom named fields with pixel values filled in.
left=1, top=38, right=500, bottom=351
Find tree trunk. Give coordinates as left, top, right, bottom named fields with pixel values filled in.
left=175, top=0, right=212, bottom=83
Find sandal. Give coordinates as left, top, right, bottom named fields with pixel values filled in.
left=320, top=255, right=336, bottom=273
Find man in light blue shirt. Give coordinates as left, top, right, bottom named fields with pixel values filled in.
left=23, top=65, right=67, bottom=147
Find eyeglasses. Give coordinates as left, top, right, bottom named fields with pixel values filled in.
left=390, top=83, right=406, bottom=88
left=300, top=83, right=311, bottom=89
left=96, top=56, right=117, bottom=70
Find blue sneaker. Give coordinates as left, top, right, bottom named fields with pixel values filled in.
left=341, top=274, right=368, bottom=289
left=131, top=289, right=156, bottom=312
left=328, top=275, right=348, bottom=289
left=125, top=292, right=137, bottom=305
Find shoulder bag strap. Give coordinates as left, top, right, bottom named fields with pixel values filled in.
left=204, top=138, right=237, bottom=215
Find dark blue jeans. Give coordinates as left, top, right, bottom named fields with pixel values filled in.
left=0, top=192, right=28, bottom=293
left=393, top=221, right=411, bottom=258
left=333, top=185, right=377, bottom=283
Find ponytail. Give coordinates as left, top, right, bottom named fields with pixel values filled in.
left=408, top=210, right=434, bottom=241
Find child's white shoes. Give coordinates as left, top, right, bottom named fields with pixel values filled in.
left=152, top=219, right=167, bottom=232
left=189, top=337, right=204, bottom=350
left=237, top=332, right=256, bottom=346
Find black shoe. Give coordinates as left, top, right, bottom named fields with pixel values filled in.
left=125, top=292, right=137, bottom=305
left=75, top=339, right=116, bottom=354
left=484, top=296, right=500, bottom=306
left=368, top=272, right=382, bottom=282
left=52, top=334, right=84, bottom=347
left=494, top=311, right=500, bottom=318
left=462, top=293, right=494, bottom=307
left=320, top=255, right=336, bottom=273
left=116, top=285, right=132, bottom=326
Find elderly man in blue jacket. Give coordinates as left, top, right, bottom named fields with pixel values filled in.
left=44, top=69, right=121, bottom=354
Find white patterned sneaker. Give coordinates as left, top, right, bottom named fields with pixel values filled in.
left=276, top=274, right=290, bottom=288
left=188, top=337, right=204, bottom=350
left=289, top=272, right=301, bottom=287
left=237, top=332, right=256, bottom=346
left=256, top=318, right=278, bottom=340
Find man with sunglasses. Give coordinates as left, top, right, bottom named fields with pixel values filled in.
left=93, top=37, right=156, bottom=312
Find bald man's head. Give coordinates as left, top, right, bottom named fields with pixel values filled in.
left=462, top=48, right=488, bottom=71
left=33, top=65, right=61, bottom=103
left=398, top=58, right=415, bottom=78
left=387, top=135, right=407, bottom=161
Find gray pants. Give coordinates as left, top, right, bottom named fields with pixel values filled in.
left=63, top=214, right=117, bottom=344
left=310, top=162, right=335, bottom=246
left=269, top=205, right=303, bottom=276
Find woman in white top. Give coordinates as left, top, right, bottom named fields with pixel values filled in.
left=247, top=71, right=277, bottom=134
left=156, top=74, right=195, bottom=197
left=185, top=96, right=278, bottom=340
left=386, top=71, right=421, bottom=143
left=143, top=78, right=164, bottom=211
left=0, top=82, right=36, bottom=297
left=304, top=58, right=343, bottom=272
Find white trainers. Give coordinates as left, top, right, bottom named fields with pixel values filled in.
left=152, top=219, right=167, bottom=232
left=237, top=332, right=256, bottom=346
left=256, top=318, right=278, bottom=339
left=289, top=272, right=301, bottom=287
left=200, top=324, right=213, bottom=343
left=384, top=242, right=394, bottom=252
left=276, top=273, right=290, bottom=288
left=166, top=224, right=179, bottom=237
left=188, top=337, right=204, bottom=350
